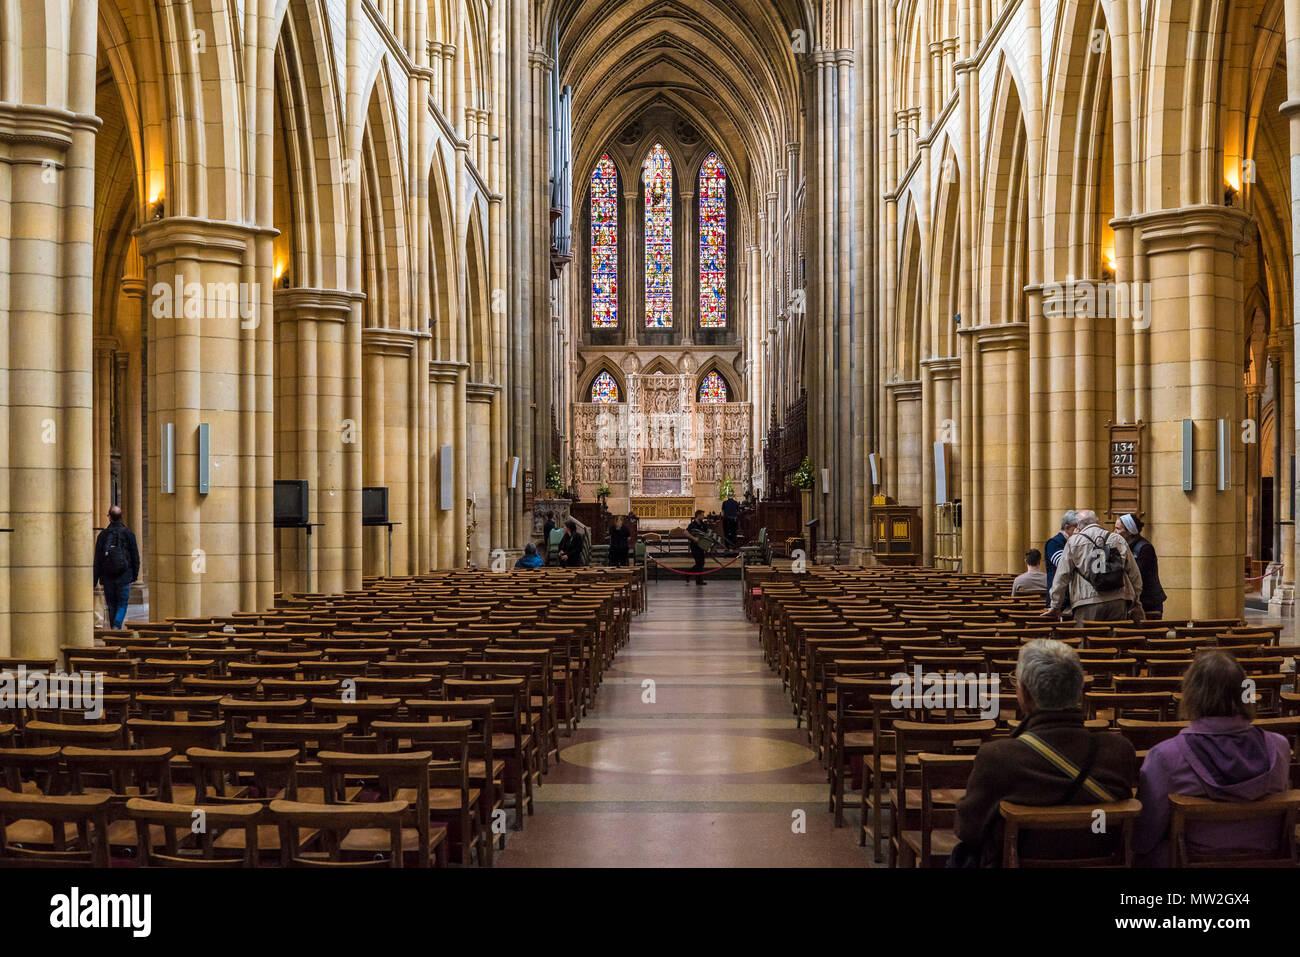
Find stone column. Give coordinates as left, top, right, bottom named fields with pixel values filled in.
left=429, top=359, right=468, bottom=568
left=135, top=218, right=277, bottom=619
left=93, top=336, right=119, bottom=520
left=119, top=278, right=147, bottom=565
left=1133, top=205, right=1250, bottom=619
left=274, top=288, right=363, bottom=595
left=0, top=94, right=101, bottom=656
left=466, top=381, right=500, bottom=565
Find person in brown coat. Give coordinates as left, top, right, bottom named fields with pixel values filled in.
left=952, top=639, right=1138, bottom=866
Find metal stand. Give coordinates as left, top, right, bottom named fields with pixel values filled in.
left=384, top=522, right=401, bottom=578
left=301, top=523, right=325, bottom=593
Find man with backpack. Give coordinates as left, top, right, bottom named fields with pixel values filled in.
left=1042, top=509, right=1142, bottom=622
left=93, top=505, right=140, bottom=629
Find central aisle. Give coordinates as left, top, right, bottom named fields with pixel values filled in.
left=500, top=579, right=866, bottom=867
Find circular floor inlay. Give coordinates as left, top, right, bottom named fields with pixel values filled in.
left=560, top=733, right=815, bottom=775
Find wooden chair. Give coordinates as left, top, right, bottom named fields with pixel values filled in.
left=402, top=699, right=503, bottom=853
left=0, top=790, right=111, bottom=866
left=890, top=721, right=996, bottom=867
left=62, top=745, right=177, bottom=852
left=124, top=798, right=264, bottom=867
left=999, top=799, right=1142, bottom=866
left=371, top=720, right=483, bottom=866
left=1168, top=790, right=1300, bottom=867
left=445, top=678, right=532, bottom=828
left=313, top=750, right=446, bottom=868
left=907, top=753, right=975, bottom=867
left=187, top=747, right=302, bottom=859
left=271, top=798, right=419, bottom=868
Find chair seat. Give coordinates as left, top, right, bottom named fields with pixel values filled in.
left=842, top=732, right=874, bottom=750
left=899, top=828, right=959, bottom=866
left=492, top=733, right=533, bottom=753
left=466, top=758, right=505, bottom=781
left=338, top=824, right=447, bottom=855
left=4, top=820, right=78, bottom=845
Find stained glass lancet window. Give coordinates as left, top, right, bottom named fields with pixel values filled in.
left=590, top=155, right=618, bottom=328
left=698, top=153, right=726, bottom=327
left=591, top=371, right=619, bottom=403
left=643, top=144, right=673, bottom=327
left=698, top=371, right=728, bottom=403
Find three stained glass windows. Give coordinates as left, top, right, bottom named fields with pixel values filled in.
left=590, top=155, right=619, bottom=328
left=591, top=371, right=619, bottom=403
left=643, top=144, right=673, bottom=328
left=698, top=153, right=726, bottom=327
left=590, top=144, right=728, bottom=331
left=698, top=371, right=728, bottom=403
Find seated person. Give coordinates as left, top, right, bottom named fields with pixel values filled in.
left=515, top=542, right=543, bottom=569
left=953, top=639, right=1137, bottom=866
left=1133, top=650, right=1291, bottom=866
left=557, top=519, right=587, bottom=567
left=1011, top=548, right=1047, bottom=595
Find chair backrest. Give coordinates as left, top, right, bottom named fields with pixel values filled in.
left=999, top=798, right=1142, bottom=867
left=62, top=746, right=175, bottom=803
left=0, top=790, right=112, bottom=866
left=124, top=797, right=263, bottom=867
left=1169, top=790, right=1300, bottom=867
left=186, top=747, right=301, bottom=803
left=270, top=798, right=410, bottom=868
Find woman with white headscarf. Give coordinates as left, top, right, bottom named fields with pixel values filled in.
left=1114, top=513, right=1166, bottom=620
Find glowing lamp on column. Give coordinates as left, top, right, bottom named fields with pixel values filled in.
left=1101, top=249, right=1116, bottom=281
left=148, top=186, right=164, bottom=221
left=274, top=259, right=290, bottom=289
left=1224, top=164, right=1240, bottom=207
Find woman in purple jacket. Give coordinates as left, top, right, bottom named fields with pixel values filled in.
left=1134, top=650, right=1291, bottom=866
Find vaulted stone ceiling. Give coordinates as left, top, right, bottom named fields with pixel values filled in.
left=548, top=0, right=810, bottom=226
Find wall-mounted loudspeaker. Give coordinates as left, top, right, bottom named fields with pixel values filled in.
left=440, top=445, right=454, bottom=511
left=161, top=423, right=175, bottom=494
left=509, top=456, right=520, bottom=489
left=820, top=468, right=830, bottom=494
left=868, top=453, right=879, bottom=486
left=933, top=442, right=949, bottom=504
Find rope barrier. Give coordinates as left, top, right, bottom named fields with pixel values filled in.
left=645, top=551, right=743, bottom=576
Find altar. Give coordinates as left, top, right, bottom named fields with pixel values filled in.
left=629, top=494, right=697, bottom=531
left=570, top=368, right=752, bottom=510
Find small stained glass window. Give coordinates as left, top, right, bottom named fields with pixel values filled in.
left=698, top=371, right=728, bottom=403
left=591, top=371, right=619, bottom=403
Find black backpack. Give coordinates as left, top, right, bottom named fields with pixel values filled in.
left=1081, top=528, right=1125, bottom=593
left=101, top=526, right=129, bottom=577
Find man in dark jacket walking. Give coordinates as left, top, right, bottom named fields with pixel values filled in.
left=1042, top=510, right=1078, bottom=608
left=953, top=639, right=1137, bottom=866
left=93, top=505, right=140, bottom=629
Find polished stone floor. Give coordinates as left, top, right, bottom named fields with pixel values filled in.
left=499, top=580, right=867, bottom=867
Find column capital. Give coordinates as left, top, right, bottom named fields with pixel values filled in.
left=93, top=335, right=120, bottom=354
left=362, top=325, right=428, bottom=357
left=120, top=277, right=147, bottom=299
left=273, top=287, right=365, bottom=322
left=1125, top=204, right=1252, bottom=255
left=135, top=217, right=278, bottom=264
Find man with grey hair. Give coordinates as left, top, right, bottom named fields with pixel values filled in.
left=952, top=640, right=1137, bottom=866
left=1044, top=508, right=1142, bottom=622
left=1042, top=510, right=1078, bottom=609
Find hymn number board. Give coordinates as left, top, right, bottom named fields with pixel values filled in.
left=1107, top=422, right=1143, bottom=520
